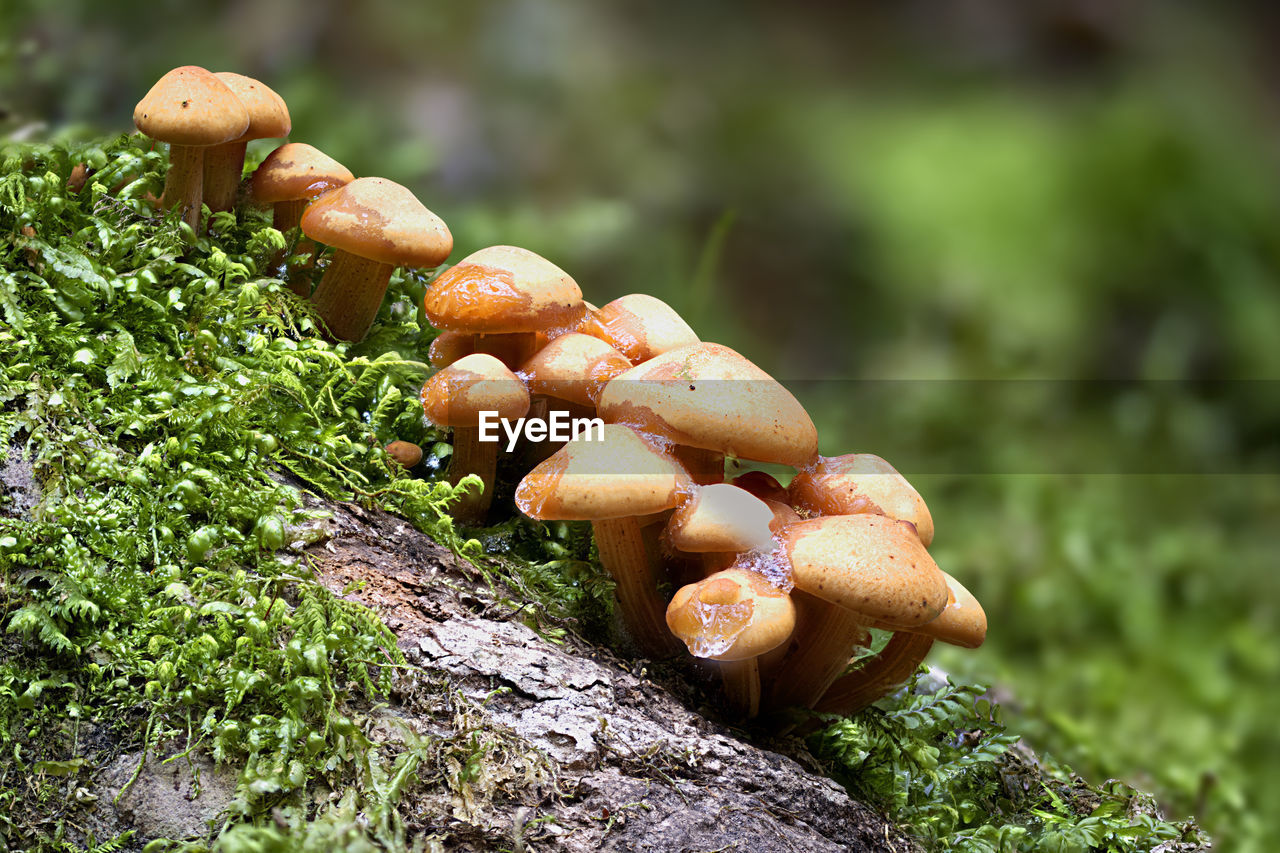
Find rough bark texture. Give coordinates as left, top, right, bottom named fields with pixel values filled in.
left=307, top=496, right=923, bottom=852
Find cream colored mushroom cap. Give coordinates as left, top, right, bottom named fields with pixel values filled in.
left=877, top=571, right=987, bottom=648
left=420, top=353, right=530, bottom=428
left=598, top=343, right=818, bottom=467
left=588, top=293, right=700, bottom=364
left=251, top=142, right=353, bottom=203
left=790, top=453, right=934, bottom=546
left=301, top=177, right=452, bottom=269
left=134, top=65, right=249, bottom=146
left=213, top=72, right=291, bottom=141
left=666, top=568, right=795, bottom=661
left=515, top=424, right=691, bottom=521
left=424, top=245, right=585, bottom=334
left=783, top=514, right=948, bottom=627
left=519, top=333, right=631, bottom=408
left=666, top=483, right=776, bottom=554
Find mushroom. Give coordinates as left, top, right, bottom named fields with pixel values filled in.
left=664, top=482, right=777, bottom=577
left=518, top=332, right=632, bottom=413
left=515, top=424, right=692, bottom=657
left=764, top=514, right=948, bottom=711
left=423, top=245, right=585, bottom=369
left=250, top=142, right=354, bottom=234
left=598, top=342, right=818, bottom=485
left=428, top=330, right=476, bottom=369
left=582, top=293, right=700, bottom=365
left=814, top=571, right=986, bottom=715
left=421, top=353, right=530, bottom=524
left=790, top=453, right=934, bottom=546
left=133, top=66, right=248, bottom=232
left=202, top=72, right=291, bottom=212
left=385, top=440, right=424, bottom=470
left=302, top=177, right=452, bottom=342
left=666, top=567, right=795, bottom=717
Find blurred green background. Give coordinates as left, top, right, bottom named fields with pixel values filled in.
left=4, top=1, right=1279, bottom=849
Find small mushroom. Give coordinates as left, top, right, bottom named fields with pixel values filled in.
left=302, top=177, right=452, bottom=342
left=515, top=424, right=692, bottom=657
left=790, top=453, right=934, bottom=546
left=385, top=440, right=424, bottom=470
left=598, top=342, right=818, bottom=484
left=202, top=72, right=291, bottom=212
left=133, top=66, right=248, bottom=232
left=423, top=245, right=585, bottom=369
left=583, top=293, right=700, bottom=365
left=664, top=483, right=776, bottom=577
left=250, top=142, right=354, bottom=234
left=421, top=353, right=529, bottom=524
left=667, top=567, right=796, bottom=717
left=764, top=514, right=948, bottom=712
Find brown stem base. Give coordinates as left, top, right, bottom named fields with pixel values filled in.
left=160, top=144, right=204, bottom=234
left=273, top=198, right=310, bottom=233
left=447, top=426, right=497, bottom=526
left=202, top=140, right=248, bottom=213
left=814, top=632, right=936, bottom=715
left=310, top=250, right=394, bottom=342
left=764, top=599, right=870, bottom=712
left=719, top=657, right=761, bottom=719
left=474, top=332, right=540, bottom=370
left=673, top=446, right=725, bottom=485
left=593, top=517, right=681, bottom=658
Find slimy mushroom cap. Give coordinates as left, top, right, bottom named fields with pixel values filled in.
left=783, top=514, right=948, bottom=627
left=301, top=177, right=452, bottom=269
left=666, top=568, right=795, bottom=661
left=790, top=453, right=935, bottom=546
left=251, top=142, right=353, bottom=204
left=421, top=353, right=530, bottom=428
left=424, top=245, right=585, bottom=334
left=515, top=424, right=691, bottom=521
left=598, top=342, right=818, bottom=468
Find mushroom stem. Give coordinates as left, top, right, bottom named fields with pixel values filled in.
left=474, top=332, right=540, bottom=370
left=447, top=426, right=497, bottom=525
left=592, top=516, right=681, bottom=658
left=273, top=198, right=310, bottom=233
left=310, top=249, right=394, bottom=342
left=160, top=144, right=205, bottom=233
left=718, top=658, right=762, bottom=718
left=202, top=139, right=249, bottom=213
left=814, top=632, right=936, bottom=715
left=672, top=446, right=725, bottom=486
left=765, top=601, right=871, bottom=711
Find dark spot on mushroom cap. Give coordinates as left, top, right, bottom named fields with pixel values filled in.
left=181, top=100, right=190, bottom=108
left=689, top=384, right=696, bottom=391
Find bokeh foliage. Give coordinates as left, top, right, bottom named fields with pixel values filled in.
left=3, top=1, right=1279, bottom=849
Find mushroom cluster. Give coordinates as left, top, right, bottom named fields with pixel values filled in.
left=134, top=65, right=450, bottom=342
left=418, top=256, right=987, bottom=719
left=133, top=66, right=985, bottom=722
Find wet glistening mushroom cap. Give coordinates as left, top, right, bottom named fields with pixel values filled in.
left=301, top=177, right=452, bottom=270
left=790, top=453, right=935, bottom=546
left=423, top=245, right=585, bottom=334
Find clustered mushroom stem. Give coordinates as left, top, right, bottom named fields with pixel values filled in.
left=766, top=605, right=872, bottom=710
left=718, top=658, right=762, bottom=719
left=447, top=426, right=497, bottom=525
left=160, top=144, right=204, bottom=233
left=273, top=198, right=310, bottom=233
left=202, top=139, right=250, bottom=213
left=814, top=632, right=936, bottom=715
left=591, top=516, right=682, bottom=658
left=310, top=250, right=394, bottom=342
left=672, top=446, right=725, bottom=486
left=474, top=332, right=539, bottom=370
